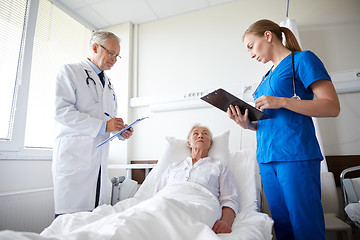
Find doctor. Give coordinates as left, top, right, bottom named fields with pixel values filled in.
left=53, top=31, right=133, bottom=217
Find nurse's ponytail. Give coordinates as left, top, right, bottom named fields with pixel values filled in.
left=280, top=26, right=302, bottom=52
left=243, top=19, right=302, bottom=52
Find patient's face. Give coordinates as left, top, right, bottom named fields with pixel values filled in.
left=187, top=127, right=212, bottom=151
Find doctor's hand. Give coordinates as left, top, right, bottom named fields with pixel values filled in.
left=120, top=125, right=133, bottom=139
left=106, top=118, right=125, bottom=132
left=227, top=105, right=256, bottom=131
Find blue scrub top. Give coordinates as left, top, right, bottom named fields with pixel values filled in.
left=253, top=51, right=330, bottom=163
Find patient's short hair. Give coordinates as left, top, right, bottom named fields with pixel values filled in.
left=187, top=124, right=213, bottom=143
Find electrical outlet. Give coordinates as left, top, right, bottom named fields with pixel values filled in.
left=355, top=70, right=360, bottom=79
left=183, top=89, right=209, bottom=100
left=242, top=82, right=257, bottom=102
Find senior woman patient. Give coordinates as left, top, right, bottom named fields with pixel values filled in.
left=154, top=125, right=240, bottom=234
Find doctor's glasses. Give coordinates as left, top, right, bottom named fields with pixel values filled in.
left=99, top=44, right=121, bottom=60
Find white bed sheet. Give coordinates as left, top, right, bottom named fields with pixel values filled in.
left=0, top=132, right=273, bottom=240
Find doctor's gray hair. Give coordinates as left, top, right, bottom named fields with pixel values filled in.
left=89, top=31, right=120, bottom=48
left=187, top=124, right=213, bottom=143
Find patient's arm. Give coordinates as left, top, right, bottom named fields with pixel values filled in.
left=212, top=207, right=236, bottom=234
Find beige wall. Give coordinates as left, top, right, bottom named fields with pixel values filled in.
left=126, top=0, right=360, bottom=161
left=1, top=0, right=359, bottom=194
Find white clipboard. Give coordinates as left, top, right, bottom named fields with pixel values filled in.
left=96, top=117, right=149, bottom=148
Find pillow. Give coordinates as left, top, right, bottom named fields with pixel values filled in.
left=134, top=131, right=230, bottom=201
left=157, top=130, right=231, bottom=173
left=229, top=149, right=261, bottom=213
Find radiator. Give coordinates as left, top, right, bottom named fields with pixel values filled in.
left=0, top=188, right=54, bottom=233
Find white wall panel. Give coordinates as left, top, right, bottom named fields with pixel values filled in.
left=128, top=0, right=360, bottom=160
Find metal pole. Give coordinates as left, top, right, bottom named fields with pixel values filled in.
left=286, top=0, right=290, bottom=18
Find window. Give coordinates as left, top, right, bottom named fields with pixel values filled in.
left=0, top=0, right=92, bottom=154
left=0, top=0, right=28, bottom=140
left=25, top=0, right=91, bottom=148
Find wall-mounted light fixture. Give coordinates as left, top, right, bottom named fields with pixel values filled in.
left=129, top=86, right=244, bottom=112
left=331, top=69, right=360, bottom=94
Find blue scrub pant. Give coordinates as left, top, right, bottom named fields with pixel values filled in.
left=259, top=160, right=325, bottom=240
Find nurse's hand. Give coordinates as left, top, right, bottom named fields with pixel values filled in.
left=255, top=95, right=285, bottom=111
left=106, top=118, right=125, bottom=132
left=120, top=125, right=133, bottom=139
left=227, top=105, right=257, bottom=131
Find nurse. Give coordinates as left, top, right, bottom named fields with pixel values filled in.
left=53, top=31, right=133, bottom=217
left=227, top=19, right=340, bottom=240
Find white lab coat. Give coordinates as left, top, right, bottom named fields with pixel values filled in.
left=52, top=60, right=117, bottom=214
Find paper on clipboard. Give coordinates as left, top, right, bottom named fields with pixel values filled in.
left=201, top=88, right=271, bottom=122
left=96, top=117, right=149, bottom=148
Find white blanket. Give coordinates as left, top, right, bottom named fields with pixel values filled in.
left=0, top=182, right=225, bottom=240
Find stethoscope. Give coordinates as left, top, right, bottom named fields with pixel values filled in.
left=253, top=51, right=301, bottom=100
left=85, top=69, right=114, bottom=103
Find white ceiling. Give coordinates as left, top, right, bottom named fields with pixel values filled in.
left=52, top=0, right=240, bottom=30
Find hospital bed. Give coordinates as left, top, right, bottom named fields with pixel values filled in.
left=0, top=131, right=274, bottom=240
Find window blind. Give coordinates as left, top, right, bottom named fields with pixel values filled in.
left=24, top=0, right=92, bottom=148
left=0, top=0, right=28, bottom=140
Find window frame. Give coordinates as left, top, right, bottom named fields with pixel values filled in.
left=0, top=0, right=39, bottom=155
left=0, top=0, right=91, bottom=160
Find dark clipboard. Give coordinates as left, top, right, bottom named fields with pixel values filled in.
left=201, top=88, right=271, bottom=122
left=96, top=117, right=149, bottom=148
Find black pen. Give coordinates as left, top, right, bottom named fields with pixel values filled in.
left=104, top=112, right=113, bottom=118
